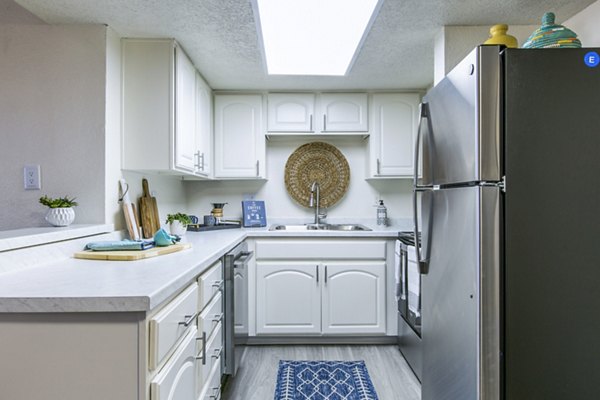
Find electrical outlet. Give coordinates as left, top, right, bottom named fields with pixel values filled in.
left=24, top=165, right=41, bottom=190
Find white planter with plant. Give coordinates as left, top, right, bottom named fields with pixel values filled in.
left=166, top=213, right=192, bottom=236
left=39, top=195, right=78, bottom=227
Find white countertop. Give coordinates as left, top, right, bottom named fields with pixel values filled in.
left=0, top=221, right=405, bottom=314
left=0, top=224, right=114, bottom=252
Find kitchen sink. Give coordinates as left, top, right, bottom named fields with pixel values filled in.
left=269, top=224, right=371, bottom=231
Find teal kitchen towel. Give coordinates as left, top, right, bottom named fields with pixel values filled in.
left=85, top=239, right=155, bottom=251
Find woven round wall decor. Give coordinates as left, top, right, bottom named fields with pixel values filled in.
left=284, top=142, right=350, bottom=208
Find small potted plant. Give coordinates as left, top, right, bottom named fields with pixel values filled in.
left=165, top=212, right=192, bottom=236
left=39, top=195, right=78, bottom=227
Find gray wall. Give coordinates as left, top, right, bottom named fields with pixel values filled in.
left=0, top=24, right=108, bottom=229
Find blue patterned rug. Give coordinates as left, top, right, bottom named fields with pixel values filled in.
left=274, top=360, right=379, bottom=400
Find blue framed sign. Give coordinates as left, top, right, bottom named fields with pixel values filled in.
left=242, top=200, right=266, bottom=227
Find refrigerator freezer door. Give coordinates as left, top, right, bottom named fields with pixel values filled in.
left=503, top=48, right=600, bottom=399
left=422, top=46, right=501, bottom=186
left=422, top=186, right=501, bottom=400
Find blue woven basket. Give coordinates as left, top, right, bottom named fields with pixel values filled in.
left=523, top=12, right=581, bottom=48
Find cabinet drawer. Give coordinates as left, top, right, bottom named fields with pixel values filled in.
left=198, top=322, right=223, bottom=389
left=149, top=283, right=199, bottom=370
left=198, top=260, right=223, bottom=308
left=198, top=290, right=223, bottom=340
left=199, top=359, right=222, bottom=400
left=150, top=327, right=198, bottom=400
left=256, top=240, right=386, bottom=260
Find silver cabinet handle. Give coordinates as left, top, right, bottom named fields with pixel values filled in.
left=212, top=313, right=224, bottom=323
left=212, top=347, right=223, bottom=359
left=309, top=114, right=313, bottom=132
left=377, top=158, right=381, bottom=175
left=209, top=387, right=221, bottom=400
left=325, top=265, right=328, bottom=284
left=256, top=160, right=260, bottom=177
left=323, top=114, right=327, bottom=132
left=316, top=265, right=319, bottom=283
left=195, top=331, right=207, bottom=364
left=212, top=280, right=224, bottom=289
left=194, top=151, right=201, bottom=170
left=179, top=313, right=197, bottom=327
left=198, top=152, right=205, bottom=171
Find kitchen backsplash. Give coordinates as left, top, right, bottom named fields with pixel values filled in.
left=185, top=138, right=414, bottom=223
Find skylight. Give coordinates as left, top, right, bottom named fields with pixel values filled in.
left=254, top=0, right=381, bottom=76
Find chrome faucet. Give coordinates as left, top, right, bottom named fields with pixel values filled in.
left=309, top=181, right=326, bottom=225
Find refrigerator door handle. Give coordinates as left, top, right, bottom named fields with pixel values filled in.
left=412, top=188, right=430, bottom=274
left=413, top=102, right=431, bottom=190
left=413, top=102, right=431, bottom=274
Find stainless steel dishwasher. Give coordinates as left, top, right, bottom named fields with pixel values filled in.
left=223, top=241, right=253, bottom=377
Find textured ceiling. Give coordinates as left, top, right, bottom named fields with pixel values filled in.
left=14, top=0, right=596, bottom=90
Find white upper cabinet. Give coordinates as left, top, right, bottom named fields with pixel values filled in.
left=122, top=39, right=211, bottom=178
left=368, top=93, right=420, bottom=178
left=267, top=93, right=315, bottom=132
left=266, top=92, right=368, bottom=134
left=214, top=94, right=266, bottom=179
left=319, top=93, right=368, bottom=132
left=174, top=47, right=197, bottom=173
left=195, top=72, right=212, bottom=176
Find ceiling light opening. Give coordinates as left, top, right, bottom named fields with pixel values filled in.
left=253, top=0, right=382, bottom=76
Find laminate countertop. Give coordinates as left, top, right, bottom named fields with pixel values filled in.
left=0, top=221, right=405, bottom=314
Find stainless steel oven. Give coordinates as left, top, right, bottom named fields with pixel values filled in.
left=223, top=241, right=253, bottom=377
left=396, top=231, right=422, bottom=381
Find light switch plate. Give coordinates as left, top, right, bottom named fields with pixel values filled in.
left=24, top=165, right=41, bottom=190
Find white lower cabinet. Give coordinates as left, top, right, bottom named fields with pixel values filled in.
left=0, top=259, right=228, bottom=400
left=254, top=239, right=388, bottom=336
left=321, top=262, right=386, bottom=334
left=199, top=358, right=223, bottom=400
left=150, top=327, right=198, bottom=400
left=256, top=262, right=321, bottom=334
left=196, top=260, right=224, bottom=398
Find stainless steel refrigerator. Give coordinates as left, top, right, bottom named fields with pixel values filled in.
left=414, top=45, right=600, bottom=400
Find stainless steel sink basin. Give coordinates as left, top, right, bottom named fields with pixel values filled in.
left=326, top=224, right=372, bottom=231
left=269, top=224, right=371, bottom=231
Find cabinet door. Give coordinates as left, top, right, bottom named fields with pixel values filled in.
left=256, top=262, right=321, bottom=334
left=150, top=327, right=198, bottom=400
left=195, top=72, right=212, bottom=176
left=174, top=46, right=198, bottom=173
left=267, top=93, right=315, bottom=132
left=214, top=95, right=265, bottom=178
left=322, top=262, right=386, bottom=334
left=319, top=93, right=368, bottom=132
left=369, top=93, right=420, bottom=177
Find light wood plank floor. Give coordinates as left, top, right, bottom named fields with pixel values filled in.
left=222, top=345, right=421, bottom=400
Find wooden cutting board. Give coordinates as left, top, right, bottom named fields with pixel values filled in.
left=74, top=243, right=191, bottom=261
left=139, top=178, right=161, bottom=238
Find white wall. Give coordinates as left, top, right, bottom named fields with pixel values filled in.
left=565, top=0, right=600, bottom=46
left=0, top=24, right=108, bottom=230
left=105, top=27, right=124, bottom=229
left=186, top=138, right=412, bottom=224
left=122, top=171, right=188, bottom=228
left=434, top=25, right=537, bottom=84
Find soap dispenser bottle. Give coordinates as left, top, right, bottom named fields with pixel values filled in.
left=377, top=200, right=388, bottom=226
